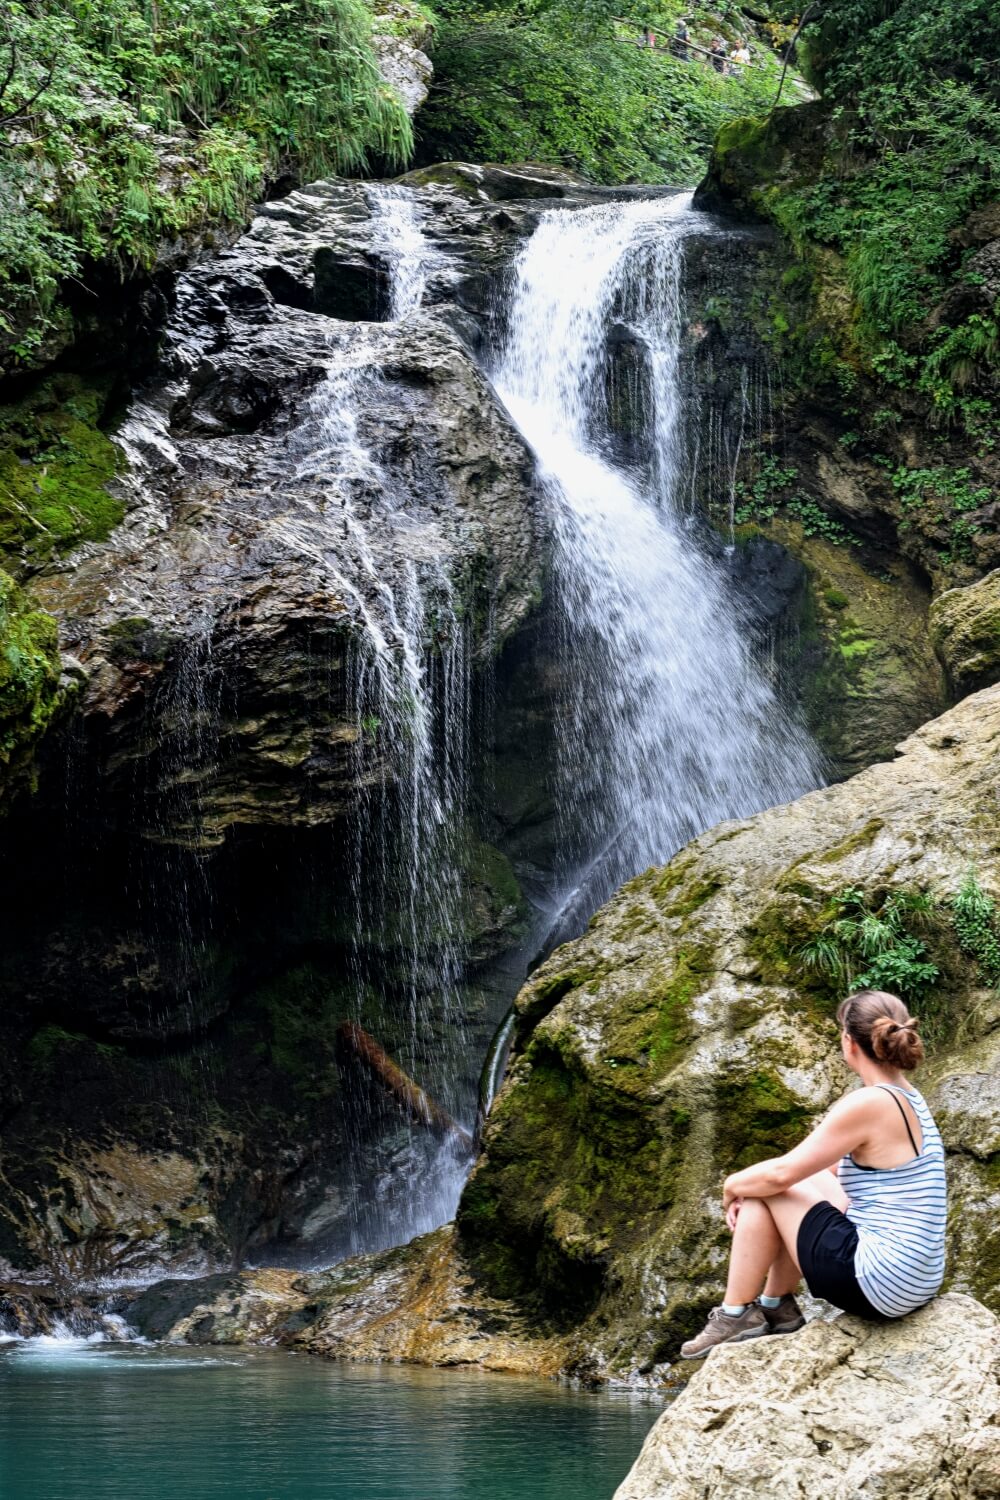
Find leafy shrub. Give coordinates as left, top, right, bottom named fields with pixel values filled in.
left=951, top=870, right=1000, bottom=988
left=417, top=6, right=793, bottom=185
left=0, top=0, right=413, bottom=360
left=772, top=0, right=1000, bottom=423
left=732, top=452, right=859, bottom=545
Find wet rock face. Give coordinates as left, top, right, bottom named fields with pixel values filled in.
left=31, top=282, right=543, bottom=846
left=459, top=685, right=1000, bottom=1378
left=677, top=228, right=952, bottom=779
left=615, top=1295, right=1000, bottom=1499
left=4, top=166, right=675, bottom=1282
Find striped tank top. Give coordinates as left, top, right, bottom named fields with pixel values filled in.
left=837, top=1084, right=947, bottom=1318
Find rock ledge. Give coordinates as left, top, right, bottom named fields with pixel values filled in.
left=615, top=1293, right=1000, bottom=1499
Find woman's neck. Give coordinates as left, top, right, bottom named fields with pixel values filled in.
left=855, top=1056, right=911, bottom=1090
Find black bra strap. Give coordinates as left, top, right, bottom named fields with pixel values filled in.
left=876, top=1085, right=919, bottom=1155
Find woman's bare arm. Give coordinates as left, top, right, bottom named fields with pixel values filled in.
left=722, top=1090, right=877, bottom=1207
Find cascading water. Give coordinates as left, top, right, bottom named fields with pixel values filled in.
left=301, top=187, right=824, bottom=1253
left=366, top=183, right=446, bottom=319
left=492, top=193, right=823, bottom=928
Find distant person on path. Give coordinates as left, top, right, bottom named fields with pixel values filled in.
left=710, top=36, right=728, bottom=73
left=730, top=38, right=751, bottom=71
left=678, top=989, right=947, bottom=1360
left=671, top=20, right=689, bottom=60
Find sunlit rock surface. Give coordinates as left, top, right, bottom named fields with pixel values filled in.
left=614, top=1295, right=1000, bottom=1500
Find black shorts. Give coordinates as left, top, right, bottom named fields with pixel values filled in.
left=796, top=1201, right=888, bottom=1321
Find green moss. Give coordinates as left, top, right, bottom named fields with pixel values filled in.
left=824, top=588, right=850, bottom=609
left=663, top=874, right=724, bottom=922
left=0, top=569, right=67, bottom=805
left=716, top=1069, right=813, bottom=1169
left=813, top=819, right=885, bottom=865
left=244, top=964, right=342, bottom=1102
left=105, top=617, right=174, bottom=666
left=459, top=1030, right=669, bottom=1315
left=646, top=947, right=710, bottom=1068
left=648, top=855, right=697, bottom=903
left=0, top=375, right=124, bottom=564
left=27, top=1023, right=122, bottom=1076
left=838, top=635, right=877, bottom=662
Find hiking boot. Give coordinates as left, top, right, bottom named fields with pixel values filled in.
left=758, top=1294, right=806, bottom=1335
left=678, top=1303, right=768, bottom=1360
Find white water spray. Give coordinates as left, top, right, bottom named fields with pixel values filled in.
left=366, top=184, right=445, bottom=319
left=493, top=193, right=823, bottom=917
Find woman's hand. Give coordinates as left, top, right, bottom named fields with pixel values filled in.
left=725, top=1196, right=743, bottom=1233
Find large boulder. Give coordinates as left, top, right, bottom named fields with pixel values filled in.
left=458, top=684, right=1000, bottom=1378
left=930, top=568, right=1000, bottom=698
left=614, top=1294, right=1000, bottom=1500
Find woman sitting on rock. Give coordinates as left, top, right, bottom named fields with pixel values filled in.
left=679, top=989, right=947, bottom=1359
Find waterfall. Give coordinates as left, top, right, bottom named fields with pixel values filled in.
left=68, top=183, right=824, bottom=1277
left=311, top=188, right=823, bottom=1254
left=492, top=193, right=823, bottom=925
left=366, top=183, right=445, bottom=319
left=286, top=200, right=474, bottom=1255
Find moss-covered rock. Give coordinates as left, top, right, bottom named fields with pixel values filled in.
left=769, top=518, right=948, bottom=776
left=0, top=570, right=66, bottom=807
left=930, top=568, right=1000, bottom=698
left=459, top=683, right=1000, bottom=1376
left=0, top=375, right=123, bottom=566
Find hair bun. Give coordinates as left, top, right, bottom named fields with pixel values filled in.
left=839, top=991, right=926, bottom=1071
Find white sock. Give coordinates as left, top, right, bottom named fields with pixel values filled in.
left=759, top=1294, right=783, bottom=1308
left=721, top=1301, right=747, bottom=1316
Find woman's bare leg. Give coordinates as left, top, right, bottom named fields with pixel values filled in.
left=762, top=1241, right=800, bottom=1298
left=724, top=1169, right=849, bottom=1307
left=724, top=1197, right=782, bottom=1305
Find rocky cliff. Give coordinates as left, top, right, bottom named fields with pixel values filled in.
left=0, top=169, right=561, bottom=1281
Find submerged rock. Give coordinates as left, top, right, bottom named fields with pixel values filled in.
left=614, top=1294, right=1000, bottom=1500
left=127, top=1225, right=568, bottom=1375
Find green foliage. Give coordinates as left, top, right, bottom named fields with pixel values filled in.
left=892, top=465, right=992, bottom=565
left=772, top=1, right=1000, bottom=424
left=950, top=871, right=1000, bottom=989
left=733, top=453, right=859, bottom=545
left=800, top=886, right=940, bottom=1005
left=0, top=0, right=413, bottom=361
left=417, top=6, right=793, bottom=185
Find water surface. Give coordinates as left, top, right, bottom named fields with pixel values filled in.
left=0, top=1337, right=662, bottom=1499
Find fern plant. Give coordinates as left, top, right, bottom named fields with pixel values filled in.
left=800, top=887, right=940, bottom=1003
left=950, top=870, right=1000, bottom=988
